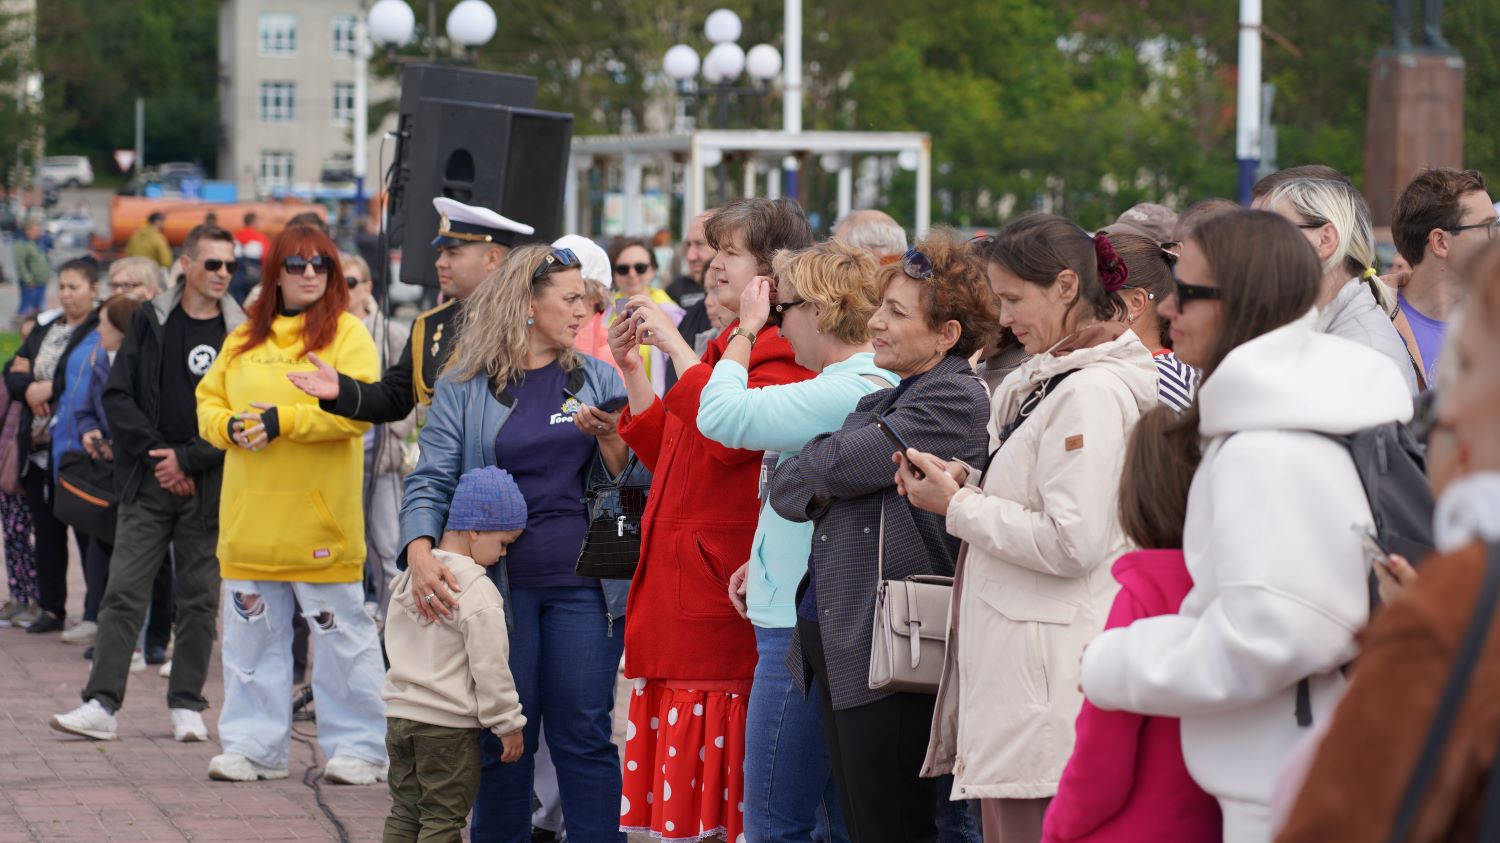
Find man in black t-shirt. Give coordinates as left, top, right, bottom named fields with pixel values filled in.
left=50, top=224, right=247, bottom=744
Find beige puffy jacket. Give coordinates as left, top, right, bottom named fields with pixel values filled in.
left=922, top=331, right=1158, bottom=801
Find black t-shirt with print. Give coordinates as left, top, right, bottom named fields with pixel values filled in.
left=158, top=305, right=226, bottom=444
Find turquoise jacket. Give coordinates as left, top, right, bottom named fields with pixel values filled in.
left=698, top=351, right=898, bottom=628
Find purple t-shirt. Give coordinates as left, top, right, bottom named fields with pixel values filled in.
left=494, top=363, right=596, bottom=589
left=1399, top=293, right=1446, bottom=381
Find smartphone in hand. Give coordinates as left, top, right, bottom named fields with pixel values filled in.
left=874, top=413, right=925, bottom=479
left=596, top=396, right=629, bottom=413
left=1352, top=523, right=1391, bottom=568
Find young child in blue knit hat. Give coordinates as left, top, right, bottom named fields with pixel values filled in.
left=381, top=466, right=529, bottom=840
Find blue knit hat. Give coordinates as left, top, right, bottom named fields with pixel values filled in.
left=446, top=467, right=528, bottom=532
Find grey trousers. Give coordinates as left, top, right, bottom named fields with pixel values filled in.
left=82, top=481, right=220, bottom=712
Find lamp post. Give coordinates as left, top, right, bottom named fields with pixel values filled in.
left=663, top=10, right=782, bottom=202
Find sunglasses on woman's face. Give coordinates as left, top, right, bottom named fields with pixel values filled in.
left=346, top=276, right=365, bottom=288
left=203, top=258, right=239, bottom=274
left=284, top=255, right=334, bottom=276
left=768, top=298, right=808, bottom=328
left=614, top=262, right=651, bottom=276
left=1171, top=275, right=1221, bottom=305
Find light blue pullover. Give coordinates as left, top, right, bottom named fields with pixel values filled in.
left=697, top=351, right=899, bottom=628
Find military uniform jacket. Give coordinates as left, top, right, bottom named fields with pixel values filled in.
left=322, top=299, right=458, bottom=424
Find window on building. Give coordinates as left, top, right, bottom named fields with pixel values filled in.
left=332, top=15, right=357, bottom=57
left=259, top=13, right=298, bottom=56
left=332, top=82, right=356, bottom=125
left=259, top=151, right=295, bottom=189
left=259, top=81, right=297, bottom=123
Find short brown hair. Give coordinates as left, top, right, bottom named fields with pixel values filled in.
left=979, top=213, right=1125, bottom=326
left=1188, top=210, right=1320, bottom=377
left=1251, top=164, right=1350, bottom=200
left=1118, top=406, right=1201, bottom=549
left=772, top=240, right=882, bottom=345
left=101, top=294, right=144, bottom=334
left=183, top=224, right=234, bottom=257
left=704, top=198, right=814, bottom=273
left=1391, top=168, right=1490, bottom=267
left=1108, top=231, right=1174, bottom=347
left=1172, top=198, right=1241, bottom=243
left=606, top=237, right=657, bottom=269
left=880, top=230, right=997, bottom=359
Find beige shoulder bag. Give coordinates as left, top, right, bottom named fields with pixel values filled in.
left=868, top=506, right=953, bottom=694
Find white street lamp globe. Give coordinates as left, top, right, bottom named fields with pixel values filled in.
left=367, top=0, right=416, bottom=46
left=447, top=0, right=497, bottom=47
left=701, top=147, right=724, bottom=168
left=898, top=149, right=922, bottom=171
left=745, top=43, right=782, bottom=81
left=663, top=44, right=701, bottom=81
left=819, top=153, right=845, bottom=173
left=704, top=9, right=742, bottom=45
left=703, top=42, right=746, bottom=83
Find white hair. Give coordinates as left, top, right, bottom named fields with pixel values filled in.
left=833, top=209, right=908, bottom=259
left=1268, top=177, right=1376, bottom=279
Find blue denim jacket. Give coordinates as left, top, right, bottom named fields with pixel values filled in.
left=399, top=353, right=634, bottom=630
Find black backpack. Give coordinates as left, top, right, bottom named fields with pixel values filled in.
left=1294, top=420, right=1437, bottom=727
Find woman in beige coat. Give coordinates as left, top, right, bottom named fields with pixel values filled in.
left=899, top=215, right=1158, bottom=843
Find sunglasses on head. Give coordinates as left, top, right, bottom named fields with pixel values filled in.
left=614, top=262, right=651, bottom=276
left=533, top=247, right=579, bottom=282
left=203, top=258, right=239, bottom=274
left=901, top=247, right=934, bottom=280
left=283, top=255, right=334, bottom=276
left=768, top=298, right=808, bottom=328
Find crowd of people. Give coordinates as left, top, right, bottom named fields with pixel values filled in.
left=0, top=159, right=1496, bottom=843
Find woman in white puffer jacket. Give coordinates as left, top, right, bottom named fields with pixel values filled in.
left=1080, top=210, right=1413, bottom=843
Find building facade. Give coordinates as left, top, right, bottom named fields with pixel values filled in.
left=218, top=0, right=391, bottom=199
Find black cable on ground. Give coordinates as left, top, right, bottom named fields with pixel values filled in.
left=290, top=709, right=354, bottom=843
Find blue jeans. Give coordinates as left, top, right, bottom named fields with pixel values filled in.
left=745, top=625, right=850, bottom=843
left=935, top=777, right=982, bottom=843
left=17, top=284, right=45, bottom=315
left=470, top=585, right=624, bottom=843
left=219, top=580, right=388, bottom=769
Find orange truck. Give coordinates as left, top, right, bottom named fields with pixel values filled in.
left=107, top=197, right=329, bottom=249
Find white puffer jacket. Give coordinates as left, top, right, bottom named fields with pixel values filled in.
left=1081, top=312, right=1412, bottom=842
left=922, top=331, right=1158, bottom=800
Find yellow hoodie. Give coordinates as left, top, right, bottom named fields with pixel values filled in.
left=196, top=311, right=378, bottom=583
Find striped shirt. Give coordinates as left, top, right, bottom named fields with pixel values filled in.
left=1154, top=351, right=1198, bottom=412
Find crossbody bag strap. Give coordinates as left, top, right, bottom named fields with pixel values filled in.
left=876, top=503, right=886, bottom=583
left=1388, top=542, right=1500, bottom=843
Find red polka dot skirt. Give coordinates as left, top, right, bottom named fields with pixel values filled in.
left=620, top=678, right=749, bottom=842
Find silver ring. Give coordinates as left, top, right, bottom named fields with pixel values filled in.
left=596, top=423, right=606, bottom=431
left=422, top=593, right=435, bottom=603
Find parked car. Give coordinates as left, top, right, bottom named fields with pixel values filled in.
left=46, top=211, right=97, bottom=250
left=41, top=155, right=94, bottom=188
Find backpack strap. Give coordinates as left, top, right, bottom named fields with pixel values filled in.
left=1387, top=542, right=1500, bottom=843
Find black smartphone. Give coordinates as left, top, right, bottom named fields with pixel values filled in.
left=873, top=413, right=924, bottom=479
left=596, top=396, right=629, bottom=413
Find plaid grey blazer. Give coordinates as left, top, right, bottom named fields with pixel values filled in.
left=769, top=353, right=991, bottom=710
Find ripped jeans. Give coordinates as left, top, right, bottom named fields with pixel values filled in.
left=219, top=579, right=388, bottom=770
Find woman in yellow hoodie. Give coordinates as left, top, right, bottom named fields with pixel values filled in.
left=195, top=225, right=388, bottom=785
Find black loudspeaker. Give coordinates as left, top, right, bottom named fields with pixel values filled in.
left=384, top=65, right=539, bottom=286
left=399, top=100, right=573, bottom=287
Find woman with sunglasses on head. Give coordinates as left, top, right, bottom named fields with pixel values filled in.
left=1106, top=232, right=1199, bottom=411
left=195, top=225, right=389, bottom=784
left=610, top=198, right=814, bottom=843
left=695, top=239, right=900, bottom=843
left=399, top=244, right=631, bottom=841
left=608, top=237, right=685, bottom=395
left=897, top=216, right=1158, bottom=843
left=1078, top=211, right=1412, bottom=841
left=765, top=234, right=993, bottom=843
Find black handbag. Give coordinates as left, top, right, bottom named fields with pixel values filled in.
left=54, top=449, right=118, bottom=544
left=575, top=454, right=648, bottom=580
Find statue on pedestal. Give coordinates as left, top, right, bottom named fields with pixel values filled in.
left=1390, top=0, right=1452, bottom=52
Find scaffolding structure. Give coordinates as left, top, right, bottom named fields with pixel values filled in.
left=566, top=130, right=932, bottom=238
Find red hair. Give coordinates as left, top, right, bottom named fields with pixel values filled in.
left=235, top=225, right=350, bottom=357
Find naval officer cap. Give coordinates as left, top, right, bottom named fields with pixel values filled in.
left=431, top=197, right=535, bottom=248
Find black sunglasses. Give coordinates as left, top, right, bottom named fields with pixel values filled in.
left=533, top=247, right=579, bottom=282
left=901, top=247, right=934, bottom=280
left=203, top=258, right=239, bottom=274
left=283, top=255, right=334, bottom=276
left=614, top=262, right=651, bottom=276
left=768, top=298, right=808, bottom=327
left=347, top=276, right=365, bottom=288
left=1172, top=275, right=1221, bottom=304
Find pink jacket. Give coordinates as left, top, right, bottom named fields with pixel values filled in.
left=1042, top=550, right=1222, bottom=843
left=573, top=312, right=623, bottom=378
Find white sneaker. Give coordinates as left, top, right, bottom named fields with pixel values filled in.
left=207, top=752, right=288, bottom=782
left=129, top=649, right=146, bottom=673
left=49, top=699, right=118, bottom=741
left=60, top=620, right=98, bottom=645
left=159, top=659, right=172, bottom=678
left=170, top=708, right=208, bottom=742
left=322, top=754, right=388, bottom=785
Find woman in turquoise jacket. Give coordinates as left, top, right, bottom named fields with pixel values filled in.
left=697, top=240, right=898, bottom=842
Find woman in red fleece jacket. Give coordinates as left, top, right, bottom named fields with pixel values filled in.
left=1044, top=407, right=1221, bottom=843
left=609, top=198, right=814, bottom=842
